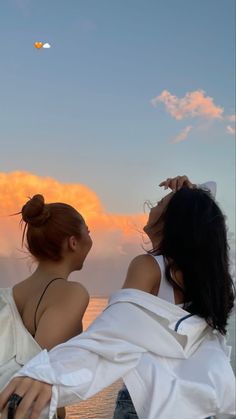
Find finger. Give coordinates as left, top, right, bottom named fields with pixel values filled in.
left=1, top=405, right=8, bottom=419
left=0, top=379, right=18, bottom=411
left=175, top=175, right=190, bottom=190
left=159, top=181, right=167, bottom=187
left=165, top=177, right=179, bottom=192
left=15, top=387, right=41, bottom=419
left=164, top=178, right=172, bottom=190
left=1, top=378, right=41, bottom=419
left=159, top=178, right=171, bottom=190
left=181, top=175, right=196, bottom=189
left=161, top=177, right=181, bottom=191
left=172, top=177, right=180, bottom=191
left=176, top=175, right=188, bottom=190
left=185, top=179, right=194, bottom=189
left=29, top=391, right=51, bottom=419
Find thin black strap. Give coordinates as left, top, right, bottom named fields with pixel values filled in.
left=33, top=277, right=64, bottom=335
left=174, top=313, right=194, bottom=332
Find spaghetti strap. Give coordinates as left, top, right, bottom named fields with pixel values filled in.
left=33, top=277, right=64, bottom=336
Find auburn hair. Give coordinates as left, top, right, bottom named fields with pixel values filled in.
left=21, top=194, right=84, bottom=261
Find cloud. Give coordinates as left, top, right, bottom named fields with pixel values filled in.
left=151, top=89, right=224, bottom=120
left=171, top=125, right=192, bottom=144
left=0, top=171, right=147, bottom=293
left=226, top=125, right=236, bottom=135
left=42, top=43, right=51, bottom=49
left=225, top=114, right=235, bottom=135
left=0, top=171, right=146, bottom=244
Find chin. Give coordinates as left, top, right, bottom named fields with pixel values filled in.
left=143, top=225, right=148, bottom=233
left=143, top=225, right=152, bottom=239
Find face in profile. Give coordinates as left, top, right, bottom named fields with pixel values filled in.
left=80, top=221, right=93, bottom=253
left=143, top=192, right=174, bottom=243
left=80, top=219, right=93, bottom=264
left=70, top=215, right=93, bottom=270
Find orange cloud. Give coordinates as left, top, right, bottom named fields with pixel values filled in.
left=171, top=125, right=192, bottom=144
left=0, top=171, right=147, bottom=258
left=151, top=89, right=223, bottom=120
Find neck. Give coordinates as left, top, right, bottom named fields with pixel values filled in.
left=146, top=223, right=163, bottom=250
left=31, top=260, right=72, bottom=282
left=150, top=235, right=161, bottom=250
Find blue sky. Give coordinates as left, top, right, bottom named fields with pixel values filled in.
left=0, top=0, right=235, bottom=233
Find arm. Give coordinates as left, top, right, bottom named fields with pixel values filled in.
left=122, top=254, right=161, bottom=295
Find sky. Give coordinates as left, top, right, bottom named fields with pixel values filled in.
left=0, top=0, right=235, bottom=294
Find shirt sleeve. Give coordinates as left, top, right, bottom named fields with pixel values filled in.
left=15, top=307, right=145, bottom=418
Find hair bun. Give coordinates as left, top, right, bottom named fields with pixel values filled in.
left=22, top=194, right=51, bottom=226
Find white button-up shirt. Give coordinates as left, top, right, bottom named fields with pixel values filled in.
left=17, top=289, right=235, bottom=419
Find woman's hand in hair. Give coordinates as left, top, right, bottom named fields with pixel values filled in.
left=159, top=175, right=196, bottom=192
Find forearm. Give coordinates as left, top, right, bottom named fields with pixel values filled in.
left=14, top=313, right=144, bottom=417
left=15, top=344, right=141, bottom=418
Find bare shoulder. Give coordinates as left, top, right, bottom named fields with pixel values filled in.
left=128, top=254, right=160, bottom=269
left=122, top=254, right=161, bottom=293
left=49, top=280, right=90, bottom=309
left=37, top=280, right=90, bottom=324
left=66, top=281, right=90, bottom=305
left=35, top=281, right=90, bottom=350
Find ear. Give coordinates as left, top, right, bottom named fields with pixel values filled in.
left=68, top=236, right=78, bottom=251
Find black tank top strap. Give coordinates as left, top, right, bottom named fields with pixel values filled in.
left=33, top=277, right=64, bottom=336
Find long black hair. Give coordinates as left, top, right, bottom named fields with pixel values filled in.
left=149, top=187, right=235, bottom=335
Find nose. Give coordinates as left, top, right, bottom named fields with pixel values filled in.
left=87, top=226, right=91, bottom=234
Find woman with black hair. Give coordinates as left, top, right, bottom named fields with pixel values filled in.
left=113, top=176, right=235, bottom=419
left=0, top=176, right=235, bottom=419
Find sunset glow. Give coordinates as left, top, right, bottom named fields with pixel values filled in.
left=0, top=171, right=146, bottom=257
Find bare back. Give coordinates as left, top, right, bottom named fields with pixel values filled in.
left=12, top=277, right=89, bottom=348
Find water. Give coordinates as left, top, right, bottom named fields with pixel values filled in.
left=66, top=298, right=236, bottom=419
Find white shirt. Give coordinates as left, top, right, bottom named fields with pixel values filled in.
left=17, top=288, right=235, bottom=419
left=0, top=288, right=41, bottom=391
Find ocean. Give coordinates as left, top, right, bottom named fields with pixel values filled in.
left=66, top=297, right=236, bottom=419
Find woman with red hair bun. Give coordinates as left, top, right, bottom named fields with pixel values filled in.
left=0, top=194, right=92, bottom=418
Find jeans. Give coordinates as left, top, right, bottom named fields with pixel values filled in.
left=113, top=386, right=138, bottom=419
left=113, top=386, right=214, bottom=419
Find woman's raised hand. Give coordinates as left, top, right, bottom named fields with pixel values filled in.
left=159, top=175, right=196, bottom=191
left=0, top=376, right=52, bottom=419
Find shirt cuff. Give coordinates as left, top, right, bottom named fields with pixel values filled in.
left=14, top=350, right=58, bottom=419
left=16, top=350, right=56, bottom=383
